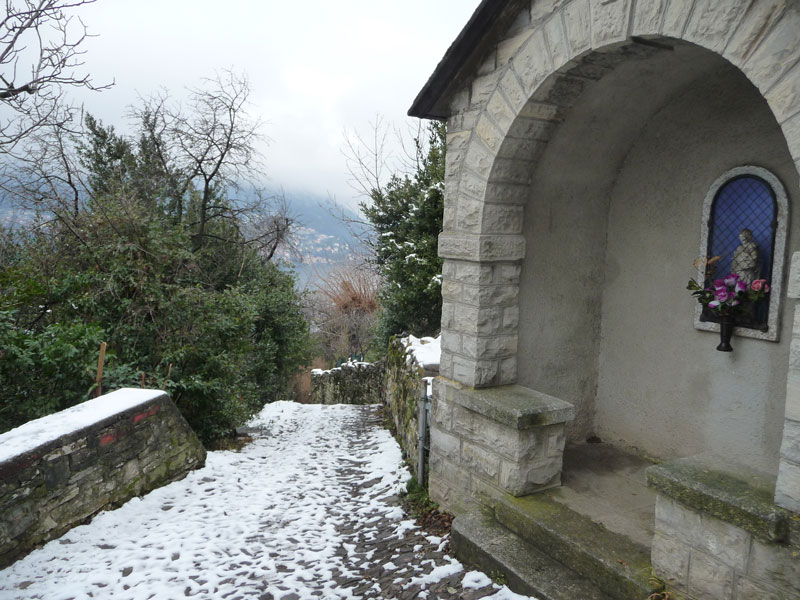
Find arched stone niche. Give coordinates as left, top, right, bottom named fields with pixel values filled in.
left=424, top=0, right=800, bottom=519
left=515, top=43, right=797, bottom=476
left=695, top=165, right=789, bottom=342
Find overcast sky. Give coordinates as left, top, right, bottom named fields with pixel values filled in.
left=65, top=1, right=478, bottom=211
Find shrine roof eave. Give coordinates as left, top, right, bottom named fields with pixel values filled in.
left=408, top=0, right=515, bottom=121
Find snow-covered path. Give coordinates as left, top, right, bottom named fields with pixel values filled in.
left=0, top=402, right=534, bottom=600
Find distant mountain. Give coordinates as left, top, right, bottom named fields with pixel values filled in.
left=274, top=190, right=370, bottom=289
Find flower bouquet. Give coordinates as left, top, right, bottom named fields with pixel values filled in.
left=687, top=264, right=769, bottom=351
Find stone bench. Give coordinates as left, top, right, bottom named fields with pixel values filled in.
left=647, top=455, right=799, bottom=600
left=0, top=389, right=205, bottom=568
left=429, top=380, right=574, bottom=512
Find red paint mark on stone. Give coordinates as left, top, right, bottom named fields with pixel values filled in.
left=132, top=405, right=159, bottom=424
left=99, top=432, right=117, bottom=447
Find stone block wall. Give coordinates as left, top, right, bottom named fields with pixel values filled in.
left=310, top=361, right=385, bottom=405
left=439, top=260, right=522, bottom=389
left=0, top=389, right=206, bottom=568
left=420, top=0, right=800, bottom=516
left=309, top=344, right=435, bottom=481
left=777, top=252, right=800, bottom=513
left=429, top=379, right=573, bottom=514
left=648, top=457, right=799, bottom=600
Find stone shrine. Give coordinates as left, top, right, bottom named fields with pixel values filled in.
left=410, top=1, right=800, bottom=598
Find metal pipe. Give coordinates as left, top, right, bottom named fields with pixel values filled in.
left=417, top=380, right=428, bottom=484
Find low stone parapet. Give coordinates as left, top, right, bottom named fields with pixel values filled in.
left=648, top=456, right=799, bottom=600
left=310, top=361, right=385, bottom=405
left=429, top=379, right=574, bottom=513
left=0, top=389, right=206, bottom=568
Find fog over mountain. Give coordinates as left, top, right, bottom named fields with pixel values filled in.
left=270, top=190, right=369, bottom=289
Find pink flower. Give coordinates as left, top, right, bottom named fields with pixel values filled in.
left=714, top=289, right=730, bottom=302
left=724, top=273, right=740, bottom=287
left=751, top=279, right=769, bottom=292
left=735, top=281, right=747, bottom=293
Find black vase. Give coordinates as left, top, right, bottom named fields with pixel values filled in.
left=717, top=318, right=734, bottom=352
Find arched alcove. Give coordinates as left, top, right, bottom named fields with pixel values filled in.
left=508, top=40, right=798, bottom=474
left=417, top=4, right=800, bottom=596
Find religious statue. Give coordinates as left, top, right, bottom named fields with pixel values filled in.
left=731, top=228, right=760, bottom=285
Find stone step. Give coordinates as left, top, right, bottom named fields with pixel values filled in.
left=451, top=510, right=615, bottom=600
left=492, top=493, right=657, bottom=600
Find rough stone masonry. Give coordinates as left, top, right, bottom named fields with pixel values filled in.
left=0, top=389, right=205, bottom=568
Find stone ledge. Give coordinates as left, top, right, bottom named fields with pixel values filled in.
left=492, top=493, right=655, bottom=600
left=451, top=509, right=615, bottom=600
left=0, top=390, right=205, bottom=568
left=646, top=455, right=791, bottom=543
left=440, top=378, right=574, bottom=429
left=0, top=388, right=166, bottom=469
left=438, top=231, right=525, bottom=262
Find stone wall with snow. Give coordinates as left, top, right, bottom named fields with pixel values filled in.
left=310, top=361, right=385, bottom=406
left=385, top=335, right=440, bottom=481
left=0, top=389, right=205, bottom=568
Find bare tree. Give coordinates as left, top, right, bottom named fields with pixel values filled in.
left=0, top=117, right=87, bottom=217
left=133, top=71, right=282, bottom=251
left=339, top=115, right=433, bottom=252
left=342, top=115, right=392, bottom=199
left=0, top=0, right=109, bottom=152
left=342, top=115, right=430, bottom=200
left=307, top=264, right=379, bottom=363
left=244, top=191, right=294, bottom=261
left=1, top=67, right=294, bottom=267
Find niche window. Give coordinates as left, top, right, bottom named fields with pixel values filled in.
left=695, top=166, right=788, bottom=342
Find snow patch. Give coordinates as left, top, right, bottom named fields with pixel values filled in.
left=401, top=335, right=440, bottom=371
left=0, top=401, right=538, bottom=600
left=463, top=570, right=493, bottom=589
left=0, top=388, right=165, bottom=464
left=310, top=360, right=374, bottom=376
left=404, top=556, right=463, bottom=588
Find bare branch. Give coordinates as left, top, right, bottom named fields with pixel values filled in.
left=0, top=0, right=111, bottom=151
left=132, top=71, right=268, bottom=250
left=342, top=115, right=392, bottom=199
left=0, top=116, right=89, bottom=216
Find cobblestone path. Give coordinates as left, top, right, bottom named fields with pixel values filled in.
left=0, top=402, right=531, bottom=600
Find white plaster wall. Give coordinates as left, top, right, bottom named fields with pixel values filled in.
left=519, top=45, right=726, bottom=440
left=596, top=64, right=796, bottom=476
left=518, top=44, right=797, bottom=474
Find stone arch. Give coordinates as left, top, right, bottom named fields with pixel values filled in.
left=440, top=1, right=800, bottom=389
left=436, top=0, right=800, bottom=507
left=452, top=1, right=800, bottom=244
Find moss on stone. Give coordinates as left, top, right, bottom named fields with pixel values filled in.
left=443, top=382, right=574, bottom=430
left=646, top=456, right=791, bottom=542
left=385, top=336, right=427, bottom=477
left=121, top=475, right=142, bottom=500
left=310, top=361, right=385, bottom=406
left=492, top=492, right=655, bottom=600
